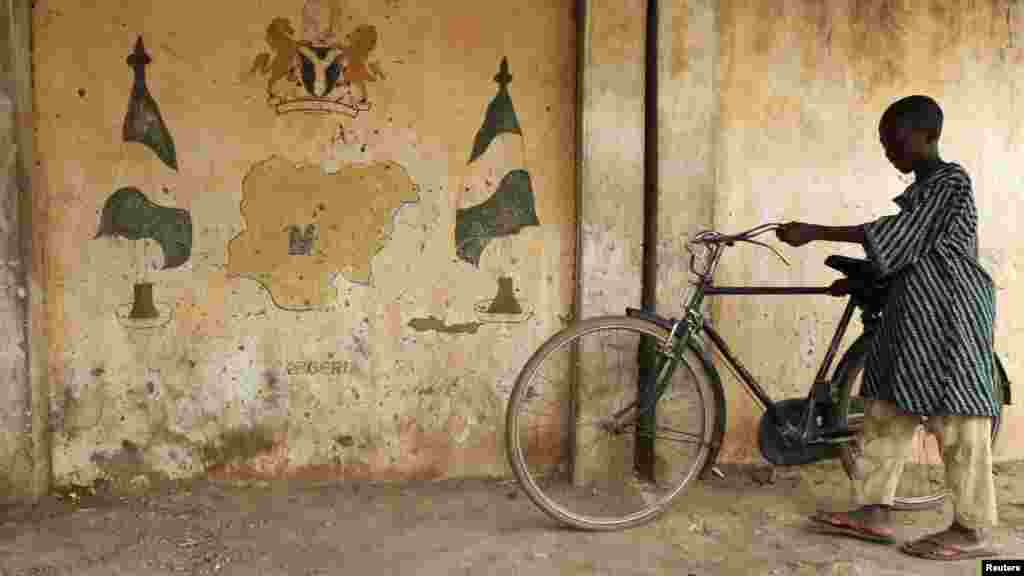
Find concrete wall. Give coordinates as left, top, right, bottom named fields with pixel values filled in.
left=33, top=0, right=576, bottom=487
left=579, top=0, right=1024, bottom=466
left=12, top=0, right=1024, bottom=494
left=577, top=0, right=646, bottom=320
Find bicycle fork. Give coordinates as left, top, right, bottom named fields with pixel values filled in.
left=605, top=312, right=699, bottom=433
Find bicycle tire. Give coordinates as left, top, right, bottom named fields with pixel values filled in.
left=833, top=338, right=1002, bottom=511
left=505, top=316, right=720, bottom=531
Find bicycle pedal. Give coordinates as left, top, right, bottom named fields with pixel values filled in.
left=711, top=466, right=725, bottom=479
left=818, top=427, right=857, bottom=439
left=809, top=432, right=857, bottom=445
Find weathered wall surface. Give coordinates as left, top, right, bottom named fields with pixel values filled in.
left=34, top=0, right=576, bottom=486
left=709, top=0, right=1024, bottom=462
left=655, top=2, right=717, bottom=326
left=578, top=0, right=646, bottom=320
left=21, top=0, right=1024, bottom=492
left=573, top=0, right=647, bottom=485
left=0, top=80, right=32, bottom=499
left=0, top=0, right=39, bottom=502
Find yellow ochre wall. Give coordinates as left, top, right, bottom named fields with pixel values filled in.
left=700, top=0, right=1024, bottom=462
left=33, top=0, right=576, bottom=485
left=16, top=0, right=1024, bottom=493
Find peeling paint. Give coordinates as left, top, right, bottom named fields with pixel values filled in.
left=201, top=426, right=279, bottom=473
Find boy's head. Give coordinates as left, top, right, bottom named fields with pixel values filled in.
left=878, top=95, right=944, bottom=174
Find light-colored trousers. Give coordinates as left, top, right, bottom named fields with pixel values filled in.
left=852, top=399, right=998, bottom=529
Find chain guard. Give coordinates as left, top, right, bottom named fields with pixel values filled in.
left=758, top=398, right=841, bottom=466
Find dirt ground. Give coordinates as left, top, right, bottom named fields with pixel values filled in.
left=1, top=460, right=1024, bottom=575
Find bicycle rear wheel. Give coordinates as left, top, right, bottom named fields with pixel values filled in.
left=834, top=343, right=1002, bottom=510
left=505, top=316, right=718, bottom=531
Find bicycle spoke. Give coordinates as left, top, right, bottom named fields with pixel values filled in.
left=635, top=427, right=707, bottom=446
left=506, top=317, right=715, bottom=530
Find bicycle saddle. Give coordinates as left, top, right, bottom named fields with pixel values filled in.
left=824, top=255, right=876, bottom=282
left=825, top=255, right=889, bottom=317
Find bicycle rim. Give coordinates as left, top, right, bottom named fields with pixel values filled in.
left=836, top=347, right=1002, bottom=510
left=505, top=316, right=716, bottom=531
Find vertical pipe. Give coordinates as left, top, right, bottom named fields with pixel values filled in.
left=642, top=2, right=659, bottom=306
left=569, top=0, right=587, bottom=484
left=636, top=0, right=659, bottom=481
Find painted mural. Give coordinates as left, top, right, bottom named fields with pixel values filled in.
left=248, top=0, right=385, bottom=117
left=226, top=156, right=418, bottom=311
left=454, top=58, right=540, bottom=268
left=475, top=275, right=530, bottom=323
left=455, top=58, right=537, bottom=326
left=37, top=0, right=575, bottom=486
left=407, top=317, right=483, bottom=335
left=123, top=37, right=178, bottom=172
left=95, top=186, right=192, bottom=328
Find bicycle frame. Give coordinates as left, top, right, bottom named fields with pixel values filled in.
left=634, top=226, right=870, bottom=445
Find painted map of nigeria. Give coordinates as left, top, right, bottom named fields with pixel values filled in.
left=228, top=156, right=418, bottom=310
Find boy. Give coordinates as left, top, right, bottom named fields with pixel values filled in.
left=776, top=95, right=1000, bottom=560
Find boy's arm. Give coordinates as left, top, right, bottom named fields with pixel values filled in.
left=811, top=224, right=865, bottom=245
left=776, top=222, right=865, bottom=247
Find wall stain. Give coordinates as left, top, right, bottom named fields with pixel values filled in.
left=1009, top=0, right=1019, bottom=49
left=794, top=0, right=832, bottom=82
left=264, top=369, right=280, bottom=388
left=89, top=439, right=170, bottom=490
left=846, top=1, right=910, bottom=92
left=200, top=427, right=278, bottom=471
left=670, top=2, right=690, bottom=77
left=726, top=0, right=1022, bottom=114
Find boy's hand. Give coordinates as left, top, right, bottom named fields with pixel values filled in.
left=828, top=277, right=853, bottom=297
left=775, top=222, right=817, bottom=247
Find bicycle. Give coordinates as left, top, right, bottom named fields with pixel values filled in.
left=505, top=222, right=1010, bottom=531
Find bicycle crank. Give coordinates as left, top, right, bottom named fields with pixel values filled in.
left=757, top=398, right=842, bottom=466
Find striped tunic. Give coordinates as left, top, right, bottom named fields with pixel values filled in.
left=862, top=162, right=998, bottom=417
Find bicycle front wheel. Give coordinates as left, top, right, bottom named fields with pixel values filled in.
left=834, top=342, right=1002, bottom=510
left=505, top=316, right=718, bottom=531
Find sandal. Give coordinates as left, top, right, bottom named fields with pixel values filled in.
left=900, top=530, right=999, bottom=561
left=807, top=510, right=896, bottom=545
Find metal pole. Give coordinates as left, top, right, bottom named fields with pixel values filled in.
left=636, top=0, right=659, bottom=482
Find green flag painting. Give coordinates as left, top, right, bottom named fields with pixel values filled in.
left=123, top=37, right=179, bottom=171
left=455, top=57, right=539, bottom=267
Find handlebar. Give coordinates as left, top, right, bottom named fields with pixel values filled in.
left=687, top=222, right=792, bottom=280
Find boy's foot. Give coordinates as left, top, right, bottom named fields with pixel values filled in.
left=900, top=522, right=999, bottom=561
left=807, top=505, right=896, bottom=545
